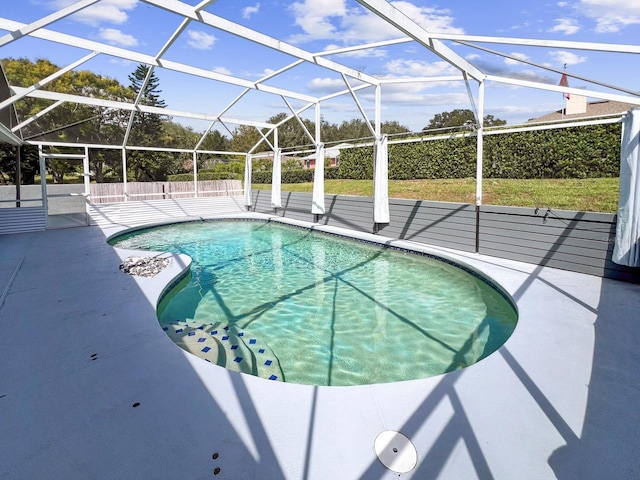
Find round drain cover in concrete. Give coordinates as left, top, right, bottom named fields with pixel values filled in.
left=374, top=430, right=417, bottom=473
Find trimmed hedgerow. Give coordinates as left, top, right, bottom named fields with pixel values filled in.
left=252, top=167, right=340, bottom=184
left=337, top=123, right=621, bottom=180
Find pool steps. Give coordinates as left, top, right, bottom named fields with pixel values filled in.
left=161, top=320, right=284, bottom=381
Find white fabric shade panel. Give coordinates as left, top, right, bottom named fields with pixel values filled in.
left=613, top=108, right=640, bottom=267
left=271, top=148, right=282, bottom=209
left=374, top=134, right=389, bottom=224
left=311, top=144, right=325, bottom=215
left=243, top=153, right=252, bottom=208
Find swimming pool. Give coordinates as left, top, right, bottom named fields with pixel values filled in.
left=111, top=219, right=518, bottom=386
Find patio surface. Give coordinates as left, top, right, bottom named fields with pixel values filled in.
left=1, top=206, right=639, bottom=479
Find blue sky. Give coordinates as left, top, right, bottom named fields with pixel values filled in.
left=1, top=0, right=639, bottom=134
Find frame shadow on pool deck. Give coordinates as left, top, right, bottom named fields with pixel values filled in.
left=0, top=214, right=639, bottom=479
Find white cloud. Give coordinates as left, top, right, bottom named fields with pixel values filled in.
left=289, top=0, right=346, bottom=42
left=550, top=18, right=581, bottom=34
left=98, top=28, right=138, bottom=47
left=504, top=52, right=530, bottom=66
left=243, top=3, right=261, bottom=19
left=391, top=1, right=464, bottom=34
left=549, top=50, right=587, bottom=66
left=187, top=30, right=216, bottom=50
left=465, top=53, right=481, bottom=61
left=212, top=66, right=231, bottom=76
left=307, top=77, right=346, bottom=94
left=49, top=0, right=137, bottom=26
left=381, top=91, right=468, bottom=106
left=577, top=0, right=640, bottom=32
left=384, top=59, right=459, bottom=77
left=288, top=0, right=463, bottom=44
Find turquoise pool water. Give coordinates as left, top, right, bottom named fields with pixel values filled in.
left=111, top=220, right=518, bottom=386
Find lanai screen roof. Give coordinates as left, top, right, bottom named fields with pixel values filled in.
left=0, top=0, right=639, bottom=149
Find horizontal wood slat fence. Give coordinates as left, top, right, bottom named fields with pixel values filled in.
left=251, top=190, right=639, bottom=283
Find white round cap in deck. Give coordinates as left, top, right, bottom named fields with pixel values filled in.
left=374, top=430, right=417, bottom=473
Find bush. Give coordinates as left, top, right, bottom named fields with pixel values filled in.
left=337, top=124, right=621, bottom=180
left=252, top=167, right=340, bottom=184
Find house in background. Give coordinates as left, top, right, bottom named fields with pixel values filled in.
left=302, top=143, right=354, bottom=169
left=528, top=94, right=635, bottom=123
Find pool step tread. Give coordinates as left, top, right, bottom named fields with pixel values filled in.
left=161, top=320, right=284, bottom=381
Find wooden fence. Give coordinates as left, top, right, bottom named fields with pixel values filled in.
left=89, top=180, right=243, bottom=204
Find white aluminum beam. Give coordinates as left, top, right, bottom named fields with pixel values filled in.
left=11, top=100, right=64, bottom=133
left=379, top=76, right=464, bottom=85
left=0, top=18, right=316, bottom=103
left=431, top=33, right=640, bottom=55
left=10, top=87, right=277, bottom=128
left=355, top=0, right=485, bottom=81
left=0, top=0, right=100, bottom=48
left=141, top=0, right=381, bottom=86
left=342, top=74, right=376, bottom=137
left=281, top=96, right=315, bottom=145
left=484, top=75, right=640, bottom=105
left=0, top=122, right=22, bottom=145
left=0, top=51, right=99, bottom=112
left=458, top=41, right=640, bottom=98
left=313, top=37, right=412, bottom=57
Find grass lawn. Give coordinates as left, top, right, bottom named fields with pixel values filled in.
left=253, top=177, right=620, bottom=213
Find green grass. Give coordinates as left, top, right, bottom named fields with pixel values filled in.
left=254, top=177, right=620, bottom=213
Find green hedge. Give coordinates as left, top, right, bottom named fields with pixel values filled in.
left=169, top=125, right=621, bottom=183
left=337, top=124, right=621, bottom=180
left=483, top=124, right=620, bottom=178
left=252, top=167, right=340, bottom=184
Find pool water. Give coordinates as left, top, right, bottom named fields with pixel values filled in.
left=111, top=220, right=518, bottom=386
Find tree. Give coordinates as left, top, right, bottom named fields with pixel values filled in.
left=127, top=64, right=167, bottom=146
left=126, top=64, right=178, bottom=181
left=200, top=129, right=231, bottom=152
left=336, top=118, right=411, bottom=140
left=423, top=109, right=506, bottom=132
left=2, top=58, right=133, bottom=182
left=231, top=124, right=261, bottom=153
left=0, top=144, right=39, bottom=185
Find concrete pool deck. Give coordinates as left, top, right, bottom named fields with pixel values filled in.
left=1, top=211, right=639, bottom=479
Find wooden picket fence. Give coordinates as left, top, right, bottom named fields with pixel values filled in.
left=89, top=180, right=243, bottom=204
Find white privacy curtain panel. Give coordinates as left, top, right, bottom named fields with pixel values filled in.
left=243, top=153, right=252, bottom=208
left=271, top=148, right=282, bottom=208
left=374, top=134, right=390, bottom=224
left=613, top=108, right=640, bottom=267
left=311, top=144, right=325, bottom=215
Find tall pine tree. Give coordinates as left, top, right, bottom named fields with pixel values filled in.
left=126, top=64, right=173, bottom=180
left=128, top=64, right=167, bottom=145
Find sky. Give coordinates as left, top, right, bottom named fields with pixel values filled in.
left=1, top=0, right=639, bottom=135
